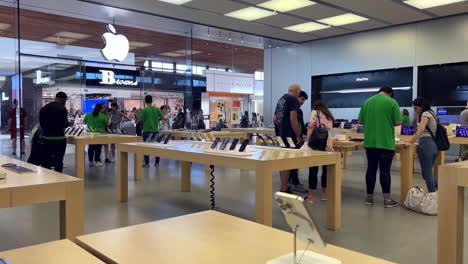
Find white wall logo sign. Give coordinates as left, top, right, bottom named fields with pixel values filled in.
left=356, top=77, right=369, bottom=82
left=35, top=70, right=51, bottom=84
left=101, top=24, right=129, bottom=62
left=99, top=70, right=138, bottom=86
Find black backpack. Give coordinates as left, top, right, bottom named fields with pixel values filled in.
left=425, top=111, right=450, bottom=151
left=308, top=111, right=329, bottom=151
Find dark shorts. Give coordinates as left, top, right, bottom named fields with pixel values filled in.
left=10, top=128, right=25, bottom=139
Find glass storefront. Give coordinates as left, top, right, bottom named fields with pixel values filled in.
left=0, top=0, right=265, bottom=154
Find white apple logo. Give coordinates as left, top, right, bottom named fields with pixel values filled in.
left=101, top=24, right=129, bottom=62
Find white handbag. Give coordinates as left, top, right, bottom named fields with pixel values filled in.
left=404, top=187, right=438, bottom=215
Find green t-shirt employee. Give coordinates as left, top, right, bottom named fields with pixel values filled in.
left=138, top=95, right=165, bottom=133
left=84, top=106, right=110, bottom=133
left=358, top=86, right=403, bottom=208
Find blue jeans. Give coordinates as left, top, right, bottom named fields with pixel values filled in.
left=418, top=137, right=439, bottom=192
left=142, top=132, right=158, bottom=164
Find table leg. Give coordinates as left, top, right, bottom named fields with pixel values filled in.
left=400, top=146, right=414, bottom=204
left=59, top=180, right=84, bottom=239
left=434, top=151, right=445, bottom=179
left=438, top=166, right=464, bottom=264
left=181, top=161, right=191, bottom=192
left=75, top=142, right=85, bottom=179
left=255, top=166, right=273, bottom=226
left=327, top=163, right=341, bottom=231
left=118, top=151, right=129, bottom=202
left=342, top=151, right=348, bottom=169
left=134, top=153, right=143, bottom=181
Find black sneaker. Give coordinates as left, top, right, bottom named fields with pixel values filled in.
left=384, top=198, right=399, bottom=208
left=10, top=153, right=17, bottom=158
left=280, top=186, right=293, bottom=194
left=364, top=196, right=374, bottom=206
left=105, top=159, right=111, bottom=164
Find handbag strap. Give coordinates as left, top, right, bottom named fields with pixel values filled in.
left=423, top=110, right=438, bottom=143
left=315, top=111, right=324, bottom=127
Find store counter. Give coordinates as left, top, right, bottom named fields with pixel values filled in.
left=117, top=141, right=342, bottom=230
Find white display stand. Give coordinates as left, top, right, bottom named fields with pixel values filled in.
left=254, top=146, right=304, bottom=152
left=147, top=143, right=175, bottom=148
left=267, top=250, right=341, bottom=264
left=203, top=149, right=254, bottom=156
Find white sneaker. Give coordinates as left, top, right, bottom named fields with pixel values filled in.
left=94, top=162, right=103, bottom=167
left=89, top=161, right=95, bottom=167
left=111, top=157, right=116, bottom=163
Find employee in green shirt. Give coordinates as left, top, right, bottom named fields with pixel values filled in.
left=84, top=103, right=110, bottom=167
left=139, top=95, right=166, bottom=167
left=358, top=86, right=403, bottom=208
left=402, top=109, right=410, bottom=126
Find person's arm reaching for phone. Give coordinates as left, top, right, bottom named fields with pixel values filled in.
left=393, top=101, right=403, bottom=127
left=405, top=116, right=429, bottom=146
left=290, top=110, right=303, bottom=145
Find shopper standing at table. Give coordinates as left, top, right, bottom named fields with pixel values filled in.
left=358, top=86, right=403, bottom=208
left=402, top=109, right=410, bottom=126
left=139, top=95, right=166, bottom=167
left=273, top=83, right=303, bottom=193
left=305, top=100, right=335, bottom=203
left=240, top=111, right=250, bottom=128
left=105, top=102, right=130, bottom=163
left=404, top=98, right=439, bottom=192
left=8, top=99, right=27, bottom=158
left=84, top=103, right=110, bottom=167
left=288, top=90, right=309, bottom=193
left=38, top=92, right=71, bottom=172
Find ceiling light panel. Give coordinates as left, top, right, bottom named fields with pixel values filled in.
left=129, top=41, right=153, bottom=48
left=257, top=0, right=315, bottom=12
left=404, top=0, right=467, bottom=9
left=54, top=32, right=91, bottom=39
left=159, top=52, right=186, bottom=57
left=225, top=7, right=276, bottom=21
left=284, top=22, right=328, bottom=33
left=173, top=49, right=202, bottom=55
left=158, top=0, right=192, bottom=5
left=0, top=23, right=11, bottom=31
left=318, top=13, right=368, bottom=26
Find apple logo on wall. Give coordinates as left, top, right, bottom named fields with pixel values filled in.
left=101, top=24, right=129, bottom=62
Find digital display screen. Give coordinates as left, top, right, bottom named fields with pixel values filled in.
left=351, top=119, right=358, bottom=124
left=456, top=126, right=468, bottom=137
left=401, top=125, right=415, bottom=135
left=437, top=108, right=448, bottom=115
left=82, top=99, right=108, bottom=114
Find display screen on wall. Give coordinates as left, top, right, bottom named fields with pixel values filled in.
left=418, top=62, right=468, bottom=106
left=82, top=99, right=108, bottom=114
left=312, top=67, right=413, bottom=108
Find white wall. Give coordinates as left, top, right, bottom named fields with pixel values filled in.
left=264, top=14, right=468, bottom=126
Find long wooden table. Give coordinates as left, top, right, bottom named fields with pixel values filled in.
left=160, top=130, right=249, bottom=141
left=67, top=134, right=142, bottom=179
left=0, top=156, right=83, bottom=239
left=117, top=141, right=342, bottom=230
left=438, top=160, right=468, bottom=264
left=0, top=240, right=103, bottom=264
left=76, top=211, right=395, bottom=264
left=222, top=127, right=276, bottom=135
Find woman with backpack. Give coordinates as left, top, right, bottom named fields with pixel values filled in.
left=304, top=100, right=335, bottom=203
left=404, top=97, right=439, bottom=192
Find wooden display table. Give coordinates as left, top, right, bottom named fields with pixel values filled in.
left=117, top=141, right=342, bottom=230
left=67, top=134, right=142, bottom=179
left=438, top=160, right=468, bottom=264
left=332, top=140, right=364, bottom=169
left=76, top=211, right=395, bottom=264
left=333, top=127, right=358, bottom=134
left=0, top=240, right=103, bottom=264
left=0, top=156, right=83, bottom=239
left=222, top=127, right=276, bottom=135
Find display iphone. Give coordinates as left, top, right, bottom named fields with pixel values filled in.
left=65, top=127, right=71, bottom=134
left=76, top=128, right=84, bottom=136
left=276, top=137, right=286, bottom=148
left=210, top=138, right=221, bottom=149
left=238, top=139, right=250, bottom=152
left=219, top=138, right=230, bottom=150
left=163, top=134, right=171, bottom=144
left=266, top=136, right=276, bottom=146
left=286, top=137, right=296, bottom=148
left=229, top=138, right=239, bottom=150
left=256, top=134, right=267, bottom=146
left=68, top=128, right=76, bottom=135
left=156, top=134, right=166, bottom=143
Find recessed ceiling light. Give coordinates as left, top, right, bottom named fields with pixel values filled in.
left=43, top=36, right=77, bottom=45
left=257, top=0, right=315, bottom=12
left=55, top=32, right=91, bottom=39
left=318, top=13, right=368, bottom=26
left=225, top=7, right=276, bottom=21
left=158, top=0, right=192, bottom=5
left=284, top=22, right=328, bottom=33
left=159, top=52, right=186, bottom=57
left=129, top=41, right=153, bottom=48
left=404, top=0, right=466, bottom=9
left=0, top=23, right=11, bottom=31
left=173, top=49, right=202, bottom=55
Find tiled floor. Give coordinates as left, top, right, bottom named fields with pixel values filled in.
left=0, top=138, right=464, bottom=263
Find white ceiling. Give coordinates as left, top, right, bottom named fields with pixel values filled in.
left=79, top=0, right=468, bottom=42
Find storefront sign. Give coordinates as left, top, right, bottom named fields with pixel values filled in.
left=35, top=70, right=51, bottom=84
left=356, top=77, right=368, bottom=82
left=206, top=70, right=254, bottom=94
left=84, top=66, right=141, bottom=88
left=101, top=24, right=129, bottom=62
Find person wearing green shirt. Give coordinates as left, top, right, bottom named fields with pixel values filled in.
left=84, top=103, right=110, bottom=167
left=358, top=86, right=403, bottom=208
left=139, top=95, right=166, bottom=167
left=402, top=109, right=410, bottom=126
